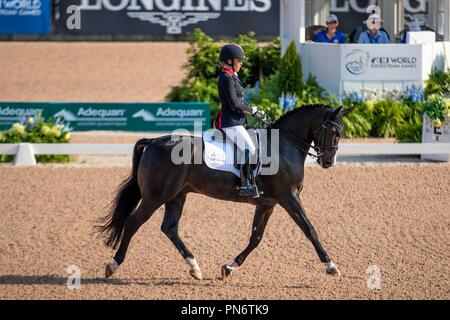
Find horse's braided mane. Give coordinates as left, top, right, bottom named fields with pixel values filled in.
left=269, top=103, right=332, bottom=128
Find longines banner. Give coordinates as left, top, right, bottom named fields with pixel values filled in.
left=341, top=44, right=422, bottom=81
left=59, top=0, right=279, bottom=37
left=0, top=102, right=210, bottom=131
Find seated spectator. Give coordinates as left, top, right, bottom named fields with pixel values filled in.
left=358, top=14, right=390, bottom=44
left=350, top=13, right=390, bottom=43
left=315, top=14, right=346, bottom=44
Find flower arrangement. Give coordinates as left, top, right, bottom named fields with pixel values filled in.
left=279, top=94, right=297, bottom=112
left=343, top=85, right=424, bottom=104
left=422, top=94, right=450, bottom=127
left=339, top=86, right=426, bottom=141
left=403, top=84, right=425, bottom=103
left=0, top=112, right=73, bottom=163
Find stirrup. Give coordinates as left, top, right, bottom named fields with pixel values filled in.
left=237, top=182, right=261, bottom=198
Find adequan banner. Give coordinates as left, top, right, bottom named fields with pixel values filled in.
left=58, top=0, right=279, bottom=38
left=0, top=0, right=51, bottom=34
left=0, top=102, right=210, bottom=131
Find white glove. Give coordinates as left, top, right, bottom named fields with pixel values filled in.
left=255, top=110, right=266, bottom=120
left=251, top=106, right=258, bottom=114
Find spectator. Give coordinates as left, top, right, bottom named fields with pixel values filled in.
left=358, top=14, right=390, bottom=44
left=350, top=14, right=391, bottom=43
left=315, top=14, right=346, bottom=44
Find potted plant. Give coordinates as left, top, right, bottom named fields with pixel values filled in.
left=0, top=112, right=72, bottom=164
left=421, top=94, right=450, bottom=161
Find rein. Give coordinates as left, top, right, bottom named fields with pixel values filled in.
left=270, top=122, right=321, bottom=158
left=257, top=110, right=343, bottom=159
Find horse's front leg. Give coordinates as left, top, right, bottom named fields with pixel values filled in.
left=278, top=192, right=340, bottom=276
left=220, top=202, right=275, bottom=279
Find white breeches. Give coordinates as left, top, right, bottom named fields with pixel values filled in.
left=222, top=125, right=256, bottom=155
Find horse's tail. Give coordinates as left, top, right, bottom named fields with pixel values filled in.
left=96, top=138, right=154, bottom=249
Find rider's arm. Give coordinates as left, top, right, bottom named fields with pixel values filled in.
left=222, top=76, right=253, bottom=115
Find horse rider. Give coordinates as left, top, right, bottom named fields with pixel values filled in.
left=214, top=44, right=265, bottom=197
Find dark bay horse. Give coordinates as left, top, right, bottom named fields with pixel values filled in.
left=97, top=104, right=352, bottom=280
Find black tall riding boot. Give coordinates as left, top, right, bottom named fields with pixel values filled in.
left=238, top=162, right=258, bottom=197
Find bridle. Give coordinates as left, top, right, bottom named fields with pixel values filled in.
left=266, top=110, right=343, bottom=160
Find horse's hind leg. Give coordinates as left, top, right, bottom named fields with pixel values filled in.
left=105, top=199, right=159, bottom=278
left=161, top=191, right=202, bottom=280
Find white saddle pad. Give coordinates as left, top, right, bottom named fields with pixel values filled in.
left=203, top=129, right=262, bottom=178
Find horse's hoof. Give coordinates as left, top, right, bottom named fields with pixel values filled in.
left=105, top=260, right=119, bottom=279
left=325, top=261, right=341, bottom=276
left=105, top=265, right=114, bottom=279
left=220, top=264, right=233, bottom=280
left=189, top=268, right=203, bottom=280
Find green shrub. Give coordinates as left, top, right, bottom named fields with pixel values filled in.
left=278, top=41, right=303, bottom=98
left=395, top=120, right=422, bottom=143
left=341, top=101, right=372, bottom=138
left=424, top=68, right=450, bottom=97
left=0, top=113, right=72, bottom=163
left=395, top=101, right=423, bottom=143
left=252, top=72, right=281, bottom=104
left=370, top=100, right=405, bottom=137
left=234, top=32, right=260, bottom=87
left=299, top=74, right=327, bottom=105
left=166, top=78, right=220, bottom=125
left=259, top=37, right=281, bottom=83
left=176, top=28, right=281, bottom=88
left=342, top=112, right=372, bottom=138
left=185, top=29, right=221, bottom=80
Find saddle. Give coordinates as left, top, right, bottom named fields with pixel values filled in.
left=203, top=127, right=262, bottom=178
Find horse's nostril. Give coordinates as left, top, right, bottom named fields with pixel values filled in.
left=325, top=160, right=333, bottom=166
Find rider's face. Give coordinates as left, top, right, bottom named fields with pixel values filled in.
left=233, top=59, right=244, bottom=72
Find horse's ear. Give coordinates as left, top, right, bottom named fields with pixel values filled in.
left=331, top=106, right=343, bottom=119
left=342, top=106, right=354, bottom=116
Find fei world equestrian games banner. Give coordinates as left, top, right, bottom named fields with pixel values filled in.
left=0, top=0, right=51, bottom=34
left=0, top=102, right=210, bottom=131
left=59, top=0, right=279, bottom=38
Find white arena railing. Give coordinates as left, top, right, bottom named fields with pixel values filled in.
left=0, top=143, right=449, bottom=166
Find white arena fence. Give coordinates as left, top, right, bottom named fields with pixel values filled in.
left=0, top=143, right=449, bottom=166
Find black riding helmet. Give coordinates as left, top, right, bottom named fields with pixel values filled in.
left=219, top=44, right=246, bottom=70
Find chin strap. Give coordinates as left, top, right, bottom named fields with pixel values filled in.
left=223, top=61, right=236, bottom=74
